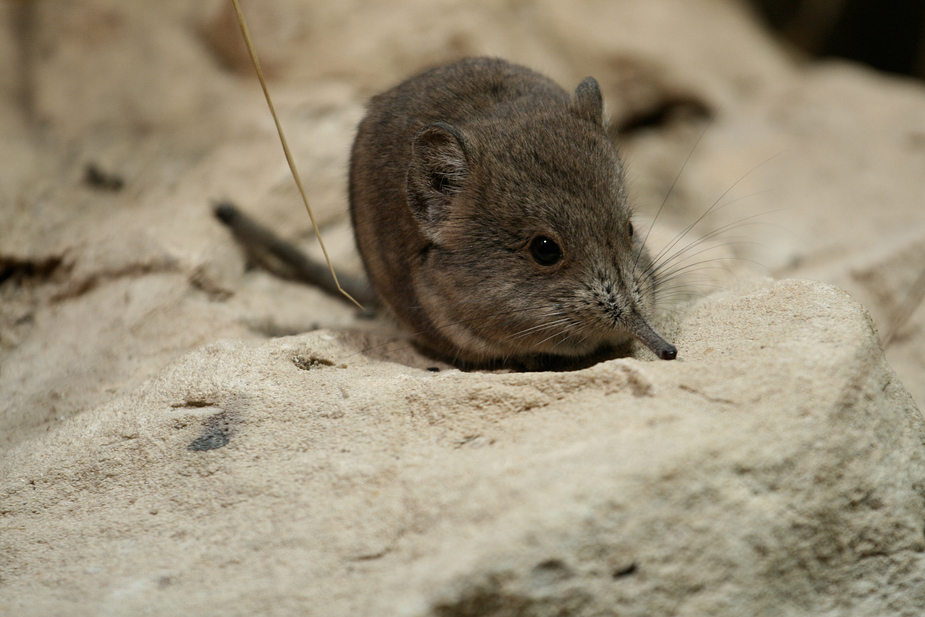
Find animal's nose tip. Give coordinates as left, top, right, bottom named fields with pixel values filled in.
left=657, top=345, right=677, bottom=361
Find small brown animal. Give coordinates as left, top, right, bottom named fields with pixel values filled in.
left=349, top=57, right=676, bottom=367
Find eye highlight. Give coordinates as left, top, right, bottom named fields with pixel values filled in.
left=529, top=236, right=563, bottom=266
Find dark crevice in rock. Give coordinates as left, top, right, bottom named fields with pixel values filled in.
left=612, top=562, right=638, bottom=579
left=613, top=96, right=712, bottom=137
left=83, top=162, right=125, bottom=192
left=171, top=400, right=215, bottom=408
left=51, top=262, right=180, bottom=302
left=0, top=255, right=65, bottom=287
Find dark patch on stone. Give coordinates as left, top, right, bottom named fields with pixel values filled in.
left=84, top=163, right=125, bottom=192
left=293, top=354, right=335, bottom=370
left=188, top=431, right=229, bottom=451
left=187, top=411, right=233, bottom=451
left=433, top=571, right=592, bottom=617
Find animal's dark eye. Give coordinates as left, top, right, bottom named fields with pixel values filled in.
left=628, top=221, right=634, bottom=237
left=529, top=236, right=563, bottom=266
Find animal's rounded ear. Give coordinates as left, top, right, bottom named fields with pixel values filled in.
left=407, top=122, right=471, bottom=243
left=571, top=76, right=603, bottom=126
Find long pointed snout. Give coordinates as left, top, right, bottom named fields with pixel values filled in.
left=625, top=312, right=677, bottom=360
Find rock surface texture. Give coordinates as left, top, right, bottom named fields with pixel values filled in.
left=1, top=1, right=924, bottom=615
left=2, top=280, right=923, bottom=616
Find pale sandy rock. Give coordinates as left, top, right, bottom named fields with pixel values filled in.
left=25, top=0, right=234, bottom=146
left=624, top=61, right=925, bottom=405
left=202, top=0, right=795, bottom=107
left=2, top=0, right=925, bottom=614
left=203, top=0, right=577, bottom=96
left=0, top=3, right=20, bottom=99
left=1, top=279, right=922, bottom=616
left=801, top=223, right=925, bottom=412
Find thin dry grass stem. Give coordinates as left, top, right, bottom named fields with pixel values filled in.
left=231, top=0, right=364, bottom=309
left=884, top=264, right=925, bottom=348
